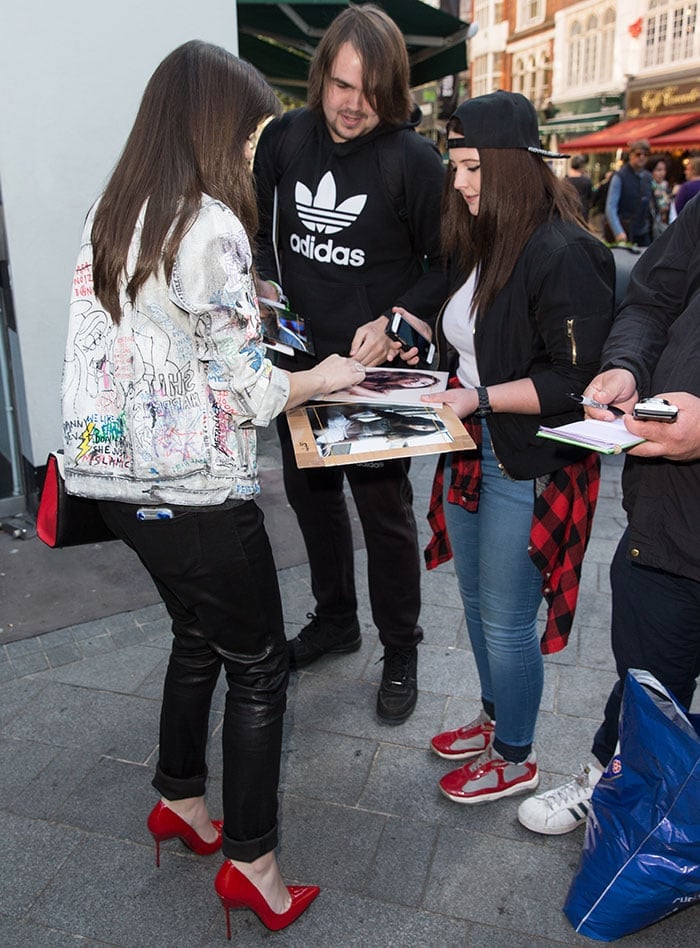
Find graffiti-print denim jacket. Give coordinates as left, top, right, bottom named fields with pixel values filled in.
left=61, top=196, right=290, bottom=505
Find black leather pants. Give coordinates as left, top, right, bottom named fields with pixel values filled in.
left=99, top=498, right=289, bottom=862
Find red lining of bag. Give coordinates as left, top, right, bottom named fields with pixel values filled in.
left=36, top=453, right=60, bottom=547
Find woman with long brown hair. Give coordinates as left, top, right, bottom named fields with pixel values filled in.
left=419, top=92, right=615, bottom=804
left=61, top=40, right=363, bottom=936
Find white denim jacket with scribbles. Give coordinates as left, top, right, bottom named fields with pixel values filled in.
left=61, top=195, right=290, bottom=505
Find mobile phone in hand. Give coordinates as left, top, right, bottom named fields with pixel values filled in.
left=385, top=314, right=435, bottom=364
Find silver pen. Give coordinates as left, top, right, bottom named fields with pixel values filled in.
left=568, top=393, right=625, bottom=417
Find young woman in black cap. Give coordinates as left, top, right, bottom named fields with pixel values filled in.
left=419, top=91, right=615, bottom=804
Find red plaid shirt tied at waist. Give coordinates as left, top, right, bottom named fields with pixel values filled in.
left=424, top=404, right=600, bottom=655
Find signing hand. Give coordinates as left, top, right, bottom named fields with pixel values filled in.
left=584, top=368, right=638, bottom=420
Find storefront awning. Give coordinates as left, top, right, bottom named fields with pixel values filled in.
left=539, top=112, right=621, bottom=138
left=560, top=112, right=700, bottom=152
left=237, top=0, right=470, bottom=96
left=651, top=121, right=700, bottom=150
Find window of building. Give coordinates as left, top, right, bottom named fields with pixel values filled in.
left=517, top=0, right=545, bottom=31
left=645, top=0, right=698, bottom=67
left=566, top=6, right=615, bottom=89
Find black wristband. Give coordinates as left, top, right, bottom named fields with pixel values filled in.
left=475, top=386, right=492, bottom=417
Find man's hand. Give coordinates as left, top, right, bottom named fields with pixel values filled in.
left=626, top=392, right=700, bottom=460
left=390, top=307, right=434, bottom=366
left=349, top=315, right=397, bottom=366
left=584, top=369, right=638, bottom=420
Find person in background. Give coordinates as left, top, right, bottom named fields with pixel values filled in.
left=674, top=155, right=700, bottom=215
left=589, top=170, right=613, bottom=240
left=61, top=40, right=363, bottom=937
left=565, top=154, right=593, bottom=219
left=417, top=91, right=614, bottom=804
left=605, top=139, right=653, bottom=246
left=253, top=3, right=448, bottom=724
left=648, top=155, right=671, bottom=238
left=518, top=196, right=700, bottom=836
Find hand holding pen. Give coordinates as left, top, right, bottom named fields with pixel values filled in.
left=574, top=368, right=639, bottom=420
left=568, top=393, right=625, bottom=417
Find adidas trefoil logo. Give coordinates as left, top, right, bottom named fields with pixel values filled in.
left=295, top=171, right=367, bottom=234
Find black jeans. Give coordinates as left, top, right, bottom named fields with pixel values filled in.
left=591, top=529, right=700, bottom=767
left=99, top=498, right=288, bottom=862
left=277, top=415, right=423, bottom=648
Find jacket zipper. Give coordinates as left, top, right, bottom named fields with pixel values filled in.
left=566, top=318, right=578, bottom=365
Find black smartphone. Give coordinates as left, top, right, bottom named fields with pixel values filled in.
left=385, top=314, right=436, bottom=364
left=632, top=397, right=679, bottom=423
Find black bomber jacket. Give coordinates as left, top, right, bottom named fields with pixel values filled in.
left=436, top=217, right=615, bottom=479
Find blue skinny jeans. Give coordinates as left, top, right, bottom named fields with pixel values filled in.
left=443, top=427, right=544, bottom=760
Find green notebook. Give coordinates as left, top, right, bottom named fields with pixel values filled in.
left=537, top=418, right=645, bottom=455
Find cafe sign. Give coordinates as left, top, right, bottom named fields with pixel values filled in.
left=627, top=78, right=700, bottom=117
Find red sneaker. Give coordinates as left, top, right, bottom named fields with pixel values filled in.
left=430, top=711, right=495, bottom=760
left=439, top=745, right=539, bottom=804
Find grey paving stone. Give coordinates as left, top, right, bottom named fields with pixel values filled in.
left=4, top=636, right=42, bottom=657
left=7, top=746, right=101, bottom=821
left=44, top=641, right=84, bottom=668
left=30, top=644, right=166, bottom=694
left=54, top=756, right=152, bottom=844
left=68, top=618, right=111, bottom=641
left=0, top=676, right=44, bottom=727
left=25, top=835, right=220, bottom=948
left=281, top=726, right=376, bottom=805
left=364, top=814, right=438, bottom=907
left=0, top=736, right=57, bottom=804
left=424, top=824, right=580, bottom=941
left=1, top=681, right=157, bottom=761
left=552, top=664, right=618, bottom=720
left=9, top=650, right=50, bottom=677
left=0, top=811, right=84, bottom=916
left=277, top=793, right=388, bottom=894
left=0, top=914, right=99, bottom=946
left=37, top=627, right=76, bottom=649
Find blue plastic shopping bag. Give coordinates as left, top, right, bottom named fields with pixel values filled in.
left=563, top=669, right=700, bottom=941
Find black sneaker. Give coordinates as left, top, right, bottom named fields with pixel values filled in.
left=289, top=613, right=362, bottom=669
left=376, top=646, right=418, bottom=724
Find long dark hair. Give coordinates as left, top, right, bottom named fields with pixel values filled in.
left=441, top=124, right=586, bottom=317
left=306, top=3, right=412, bottom=126
left=92, top=40, right=281, bottom=323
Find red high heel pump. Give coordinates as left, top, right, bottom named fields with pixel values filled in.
left=147, top=800, right=223, bottom=867
left=214, top=861, right=320, bottom=937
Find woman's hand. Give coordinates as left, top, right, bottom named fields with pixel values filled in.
left=422, top=387, right=478, bottom=419
left=312, top=354, right=366, bottom=396
left=284, top=356, right=365, bottom=410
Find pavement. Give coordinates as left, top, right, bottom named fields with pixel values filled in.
left=1, top=426, right=697, bottom=947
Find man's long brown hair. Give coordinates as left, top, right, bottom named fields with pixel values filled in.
left=442, top=124, right=586, bottom=318
left=306, top=3, right=412, bottom=127
left=91, top=41, right=281, bottom=323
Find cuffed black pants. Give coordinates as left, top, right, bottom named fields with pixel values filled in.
left=99, top=498, right=288, bottom=862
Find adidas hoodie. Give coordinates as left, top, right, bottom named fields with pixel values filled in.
left=254, top=107, right=448, bottom=364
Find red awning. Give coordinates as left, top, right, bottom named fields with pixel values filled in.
left=561, top=112, right=700, bottom=151
left=651, top=121, right=700, bottom=149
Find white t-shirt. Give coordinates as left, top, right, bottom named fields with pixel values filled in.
left=442, top=270, right=479, bottom=389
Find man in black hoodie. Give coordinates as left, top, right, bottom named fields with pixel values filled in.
left=254, top=4, right=447, bottom=723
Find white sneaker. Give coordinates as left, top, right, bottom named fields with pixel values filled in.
left=517, top=763, right=602, bottom=835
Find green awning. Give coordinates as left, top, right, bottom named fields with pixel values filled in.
left=237, top=0, right=469, bottom=97
left=539, top=112, right=621, bottom=137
